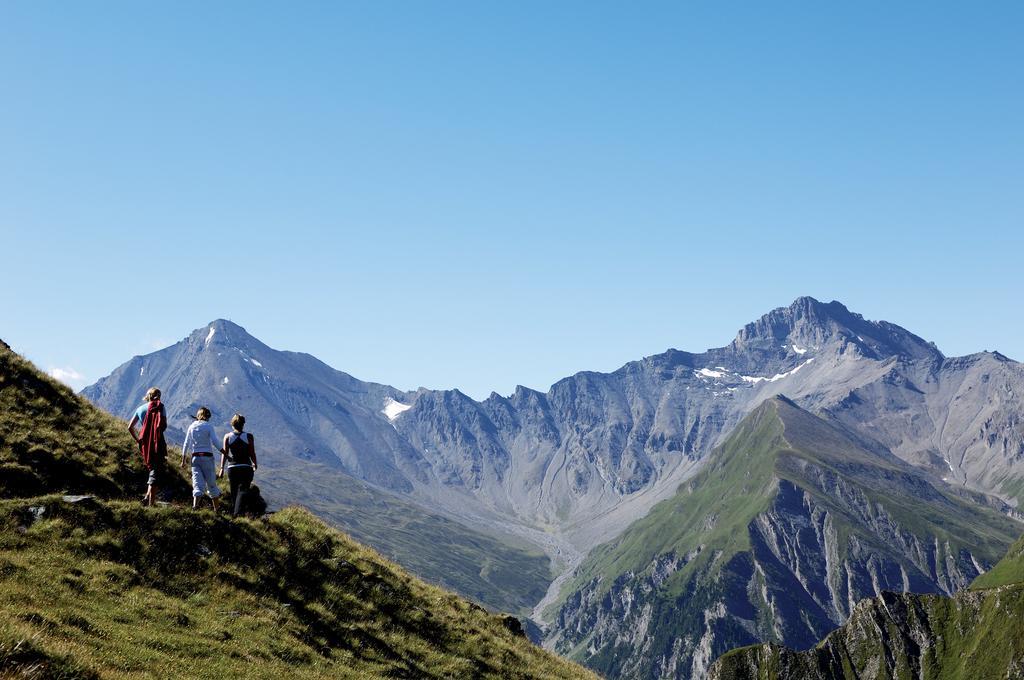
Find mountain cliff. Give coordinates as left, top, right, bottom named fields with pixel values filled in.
left=545, top=396, right=1021, bottom=679
left=0, top=339, right=594, bottom=679
left=708, top=584, right=1024, bottom=680
left=708, top=532, right=1024, bottom=680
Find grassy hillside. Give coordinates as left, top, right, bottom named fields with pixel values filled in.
left=271, top=465, right=552, bottom=616
left=560, top=397, right=1019, bottom=611
left=0, top=342, right=190, bottom=500
left=712, top=524, right=1024, bottom=678
left=0, top=341, right=593, bottom=679
left=562, top=398, right=784, bottom=605
left=710, top=582, right=1024, bottom=680
left=970, top=531, right=1024, bottom=590
left=0, top=500, right=591, bottom=679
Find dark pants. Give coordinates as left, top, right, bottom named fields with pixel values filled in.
left=227, top=466, right=254, bottom=517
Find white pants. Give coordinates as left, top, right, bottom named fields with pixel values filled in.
left=191, top=456, right=222, bottom=498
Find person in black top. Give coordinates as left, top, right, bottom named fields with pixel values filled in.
left=218, top=413, right=258, bottom=517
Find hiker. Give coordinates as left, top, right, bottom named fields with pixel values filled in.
left=181, top=407, right=222, bottom=511
left=128, top=387, right=167, bottom=507
left=219, top=413, right=258, bottom=517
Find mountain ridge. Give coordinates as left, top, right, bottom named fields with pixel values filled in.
left=708, top=529, right=1024, bottom=680
left=547, top=395, right=1022, bottom=679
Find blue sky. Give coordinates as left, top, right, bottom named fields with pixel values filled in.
left=1, top=2, right=1021, bottom=399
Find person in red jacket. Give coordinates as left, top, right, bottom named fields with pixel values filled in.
left=128, top=387, right=168, bottom=507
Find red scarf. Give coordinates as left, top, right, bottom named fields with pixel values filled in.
left=138, top=399, right=167, bottom=469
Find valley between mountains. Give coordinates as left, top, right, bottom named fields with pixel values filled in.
left=80, top=297, right=1024, bottom=679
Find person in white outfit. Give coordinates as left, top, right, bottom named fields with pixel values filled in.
left=180, top=407, right=223, bottom=511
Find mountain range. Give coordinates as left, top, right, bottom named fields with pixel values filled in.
left=81, top=297, right=1024, bottom=677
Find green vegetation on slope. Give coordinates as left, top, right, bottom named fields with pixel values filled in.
left=561, top=398, right=785, bottom=605
left=561, top=396, right=1019, bottom=611
left=0, top=341, right=593, bottom=679
left=0, top=344, right=190, bottom=500
left=711, top=583, right=1024, bottom=680
left=277, top=465, right=552, bottom=616
left=970, top=532, right=1024, bottom=590
left=706, top=404, right=1024, bottom=679
left=774, top=401, right=1019, bottom=570
left=0, top=499, right=591, bottom=679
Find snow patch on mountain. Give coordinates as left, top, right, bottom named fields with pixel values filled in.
left=741, top=358, right=815, bottom=384
left=382, top=397, right=412, bottom=421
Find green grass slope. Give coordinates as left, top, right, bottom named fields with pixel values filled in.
left=0, top=500, right=591, bottom=679
left=562, top=396, right=785, bottom=604
left=0, top=341, right=593, bottom=679
left=710, top=581, right=1024, bottom=680
left=970, top=531, right=1024, bottom=590
left=274, top=466, right=552, bottom=616
left=0, top=343, right=191, bottom=500
left=560, top=396, right=1018, bottom=612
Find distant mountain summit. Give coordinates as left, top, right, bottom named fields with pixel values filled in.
left=731, top=296, right=941, bottom=362
left=84, top=318, right=414, bottom=488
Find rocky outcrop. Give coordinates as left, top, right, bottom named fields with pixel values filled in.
left=709, top=583, right=1024, bottom=680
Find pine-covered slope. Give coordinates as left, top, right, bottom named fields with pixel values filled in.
left=547, top=397, right=1022, bottom=679
left=708, top=534, right=1024, bottom=680
left=0, top=340, right=593, bottom=679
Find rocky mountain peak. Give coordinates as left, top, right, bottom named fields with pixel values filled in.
left=770, top=393, right=799, bottom=409
left=733, top=297, right=855, bottom=346
left=187, top=319, right=261, bottom=351
left=731, top=296, right=942, bottom=362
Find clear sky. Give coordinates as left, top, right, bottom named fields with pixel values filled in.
left=1, top=2, right=1021, bottom=399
